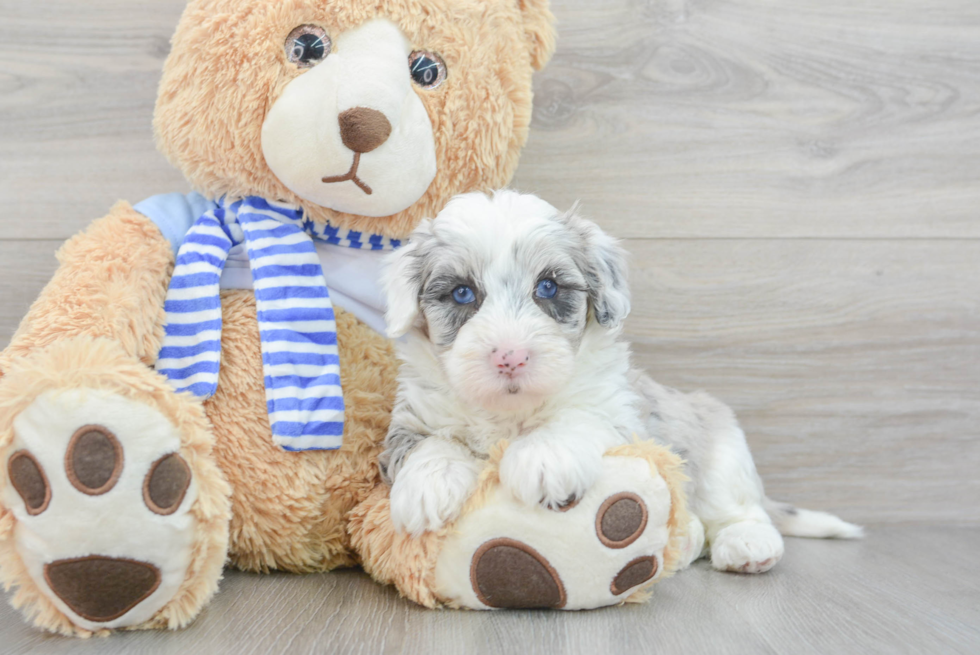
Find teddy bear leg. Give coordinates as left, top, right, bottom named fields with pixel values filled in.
left=0, top=337, right=231, bottom=635
left=677, top=514, right=707, bottom=570
left=351, top=443, right=691, bottom=611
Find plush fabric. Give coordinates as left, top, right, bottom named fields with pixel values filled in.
left=260, top=18, right=439, bottom=217
left=0, top=204, right=173, bottom=371
left=136, top=192, right=394, bottom=335
left=0, top=335, right=231, bottom=637
left=0, top=0, right=700, bottom=636
left=205, top=292, right=397, bottom=573
left=158, top=195, right=399, bottom=451
left=155, top=0, right=555, bottom=239
left=347, top=440, right=691, bottom=610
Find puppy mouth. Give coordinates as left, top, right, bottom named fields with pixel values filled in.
left=322, top=152, right=373, bottom=195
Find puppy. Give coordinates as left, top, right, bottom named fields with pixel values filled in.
left=379, top=190, right=862, bottom=573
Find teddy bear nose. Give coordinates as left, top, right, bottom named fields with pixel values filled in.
left=338, top=107, right=392, bottom=154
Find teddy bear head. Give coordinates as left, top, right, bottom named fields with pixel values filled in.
left=153, top=0, right=555, bottom=239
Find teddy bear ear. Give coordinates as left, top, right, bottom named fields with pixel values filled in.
left=517, top=0, right=557, bottom=70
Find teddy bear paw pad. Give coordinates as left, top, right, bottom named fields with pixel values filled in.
left=2, top=389, right=199, bottom=630
left=7, top=451, right=51, bottom=515
left=596, top=492, right=648, bottom=548
left=434, top=455, right=675, bottom=610
left=470, top=538, right=566, bottom=608
left=44, top=556, right=161, bottom=623
left=611, top=555, right=658, bottom=595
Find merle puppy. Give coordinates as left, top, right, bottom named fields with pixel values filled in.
left=379, top=190, right=861, bottom=573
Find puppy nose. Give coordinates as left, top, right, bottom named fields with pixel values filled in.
left=338, top=107, right=392, bottom=154
left=492, top=348, right=530, bottom=375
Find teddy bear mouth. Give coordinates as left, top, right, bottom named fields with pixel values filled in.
left=322, top=152, right=373, bottom=195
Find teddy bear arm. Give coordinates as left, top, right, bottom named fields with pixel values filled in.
left=1, top=202, right=174, bottom=371
left=0, top=204, right=233, bottom=634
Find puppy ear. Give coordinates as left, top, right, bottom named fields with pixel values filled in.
left=564, top=209, right=631, bottom=329
left=517, top=0, right=557, bottom=70
left=382, top=221, right=432, bottom=338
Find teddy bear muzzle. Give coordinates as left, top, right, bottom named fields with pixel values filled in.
left=261, top=18, right=438, bottom=218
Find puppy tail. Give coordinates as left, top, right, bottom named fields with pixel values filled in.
left=763, top=497, right=865, bottom=539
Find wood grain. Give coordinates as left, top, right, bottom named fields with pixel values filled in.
left=622, top=238, right=980, bottom=524
left=1, top=0, right=980, bottom=649
left=1, top=526, right=978, bottom=654
left=0, top=242, right=61, bottom=342
left=514, top=0, right=980, bottom=238
left=0, top=0, right=189, bottom=240
left=2, top=1, right=980, bottom=239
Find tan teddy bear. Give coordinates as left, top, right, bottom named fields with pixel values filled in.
left=0, top=0, right=692, bottom=635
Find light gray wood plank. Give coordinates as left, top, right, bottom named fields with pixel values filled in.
left=0, top=0, right=189, bottom=240
left=514, top=0, right=980, bottom=238
left=1, top=526, right=977, bottom=654
left=0, top=241, right=61, bottom=344
left=1, top=1, right=980, bottom=239
left=621, top=238, right=980, bottom=525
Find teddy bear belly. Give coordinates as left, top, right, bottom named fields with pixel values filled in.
left=203, top=289, right=397, bottom=573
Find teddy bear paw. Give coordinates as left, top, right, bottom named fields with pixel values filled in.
left=432, top=455, right=678, bottom=610
left=3, top=388, right=200, bottom=631
left=677, top=515, right=707, bottom=570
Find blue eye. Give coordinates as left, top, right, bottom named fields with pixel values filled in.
left=535, top=279, right=558, bottom=299
left=452, top=285, right=476, bottom=304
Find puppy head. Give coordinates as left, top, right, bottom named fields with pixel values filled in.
left=383, top=190, right=630, bottom=413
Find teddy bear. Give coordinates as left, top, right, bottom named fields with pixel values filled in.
left=0, top=0, right=693, bottom=635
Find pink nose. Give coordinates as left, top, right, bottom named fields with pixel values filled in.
left=492, top=348, right=530, bottom=376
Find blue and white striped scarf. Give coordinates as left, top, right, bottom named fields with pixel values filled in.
left=155, top=196, right=401, bottom=452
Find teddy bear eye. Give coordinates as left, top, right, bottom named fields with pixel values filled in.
left=285, top=25, right=331, bottom=68
left=408, top=51, right=447, bottom=89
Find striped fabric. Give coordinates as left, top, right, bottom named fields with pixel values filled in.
left=155, top=196, right=400, bottom=452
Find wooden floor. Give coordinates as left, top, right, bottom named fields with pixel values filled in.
left=1, top=0, right=978, bottom=652
left=3, top=526, right=978, bottom=654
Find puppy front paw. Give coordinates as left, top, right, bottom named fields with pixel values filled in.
left=389, top=439, right=482, bottom=537
left=499, top=438, right=603, bottom=510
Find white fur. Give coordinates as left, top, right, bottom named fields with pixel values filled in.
left=381, top=191, right=863, bottom=573
left=389, top=436, right=482, bottom=537
left=388, top=324, right=636, bottom=524
left=710, top=522, right=784, bottom=574
left=764, top=497, right=865, bottom=539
